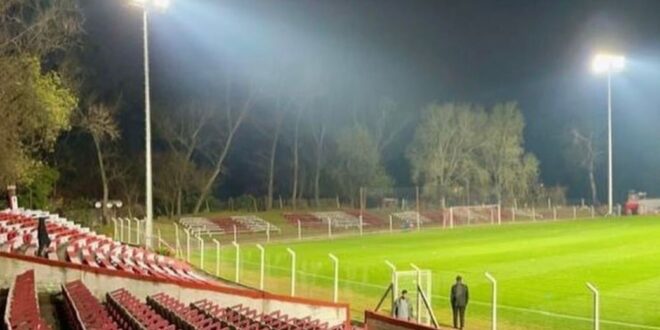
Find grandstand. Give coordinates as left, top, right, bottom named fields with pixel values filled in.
left=180, top=216, right=280, bottom=237
left=0, top=209, right=350, bottom=330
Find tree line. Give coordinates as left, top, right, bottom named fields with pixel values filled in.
left=1, top=0, right=582, bottom=222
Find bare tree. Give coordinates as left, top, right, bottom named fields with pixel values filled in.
left=309, top=111, right=327, bottom=208
left=192, top=79, right=258, bottom=214
left=76, top=103, right=120, bottom=223
left=290, top=107, right=303, bottom=209
left=0, top=0, right=82, bottom=57
left=157, top=102, right=211, bottom=215
left=572, top=129, right=602, bottom=206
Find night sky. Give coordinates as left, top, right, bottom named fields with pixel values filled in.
left=83, top=0, right=660, bottom=202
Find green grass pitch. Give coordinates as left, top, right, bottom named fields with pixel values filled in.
left=191, top=216, right=660, bottom=329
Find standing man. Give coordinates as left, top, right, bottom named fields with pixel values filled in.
left=450, top=276, right=469, bottom=329
left=36, top=216, right=51, bottom=258
left=393, top=289, right=414, bottom=321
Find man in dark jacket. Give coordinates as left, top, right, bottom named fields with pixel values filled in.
left=450, top=276, right=469, bottom=329
left=36, top=217, right=51, bottom=258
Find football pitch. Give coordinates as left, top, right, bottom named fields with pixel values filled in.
left=196, top=216, right=660, bottom=329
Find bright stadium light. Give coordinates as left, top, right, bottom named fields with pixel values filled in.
left=132, top=0, right=170, bottom=10
left=592, top=52, right=625, bottom=216
left=592, top=53, right=625, bottom=74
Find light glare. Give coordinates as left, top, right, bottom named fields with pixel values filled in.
left=592, top=53, right=625, bottom=74
left=153, top=0, right=170, bottom=10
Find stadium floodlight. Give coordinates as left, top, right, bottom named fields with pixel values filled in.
left=592, top=54, right=625, bottom=74
left=592, top=52, right=625, bottom=216
left=132, top=0, right=170, bottom=10
left=127, top=0, right=171, bottom=250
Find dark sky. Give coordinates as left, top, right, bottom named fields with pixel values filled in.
left=83, top=0, right=660, bottom=202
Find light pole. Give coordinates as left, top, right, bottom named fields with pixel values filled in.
left=130, top=0, right=170, bottom=248
left=592, top=53, right=625, bottom=216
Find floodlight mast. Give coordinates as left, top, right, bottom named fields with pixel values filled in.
left=130, top=0, right=170, bottom=249
left=592, top=53, right=625, bottom=216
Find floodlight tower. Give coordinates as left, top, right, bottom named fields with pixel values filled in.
left=592, top=53, right=625, bottom=216
left=131, top=0, right=170, bottom=248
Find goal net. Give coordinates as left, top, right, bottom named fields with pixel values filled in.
left=393, top=270, right=432, bottom=325
left=448, top=204, right=500, bottom=227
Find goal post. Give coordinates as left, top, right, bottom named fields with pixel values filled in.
left=393, top=269, right=433, bottom=326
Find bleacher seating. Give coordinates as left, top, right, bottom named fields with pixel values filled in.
left=231, top=215, right=279, bottom=233
left=192, top=299, right=340, bottom=330
left=4, top=270, right=51, bottom=329
left=106, top=288, right=175, bottom=330
left=147, top=292, right=222, bottom=330
left=0, top=209, right=214, bottom=286
left=180, top=217, right=226, bottom=235
left=344, top=210, right=384, bottom=226
left=312, top=212, right=360, bottom=229
left=61, top=280, right=119, bottom=330
left=283, top=213, right=324, bottom=227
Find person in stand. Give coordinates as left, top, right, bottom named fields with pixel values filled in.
left=393, top=289, right=414, bottom=321
left=450, top=276, right=469, bottom=329
left=36, top=216, right=51, bottom=258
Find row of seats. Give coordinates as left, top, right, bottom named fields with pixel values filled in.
left=106, top=288, right=175, bottom=330
left=147, top=293, right=224, bottom=330
left=343, top=210, right=384, bottom=226
left=192, top=299, right=339, bottom=330
left=0, top=209, right=213, bottom=286
left=282, top=213, right=324, bottom=227
left=61, top=280, right=118, bottom=330
left=4, top=270, right=50, bottom=329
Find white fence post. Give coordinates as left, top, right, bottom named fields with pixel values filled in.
left=416, top=212, right=421, bottom=231
left=120, top=218, right=125, bottom=242
left=213, top=239, right=220, bottom=277
left=573, top=206, right=577, bottom=219
left=185, top=229, right=191, bottom=262
left=126, top=218, right=132, bottom=243
left=449, top=207, right=454, bottom=229
left=287, top=248, right=296, bottom=296
left=410, top=263, right=422, bottom=323
left=256, top=244, right=265, bottom=290
left=298, top=220, right=302, bottom=240
left=591, top=206, right=595, bottom=218
left=389, top=214, right=393, bottom=233
left=174, top=222, right=182, bottom=259
left=327, top=218, right=332, bottom=239
left=497, top=204, right=502, bottom=225
left=135, top=218, right=141, bottom=245
left=359, top=215, right=364, bottom=236
left=233, top=225, right=237, bottom=243
left=232, top=241, right=240, bottom=283
left=112, top=218, right=118, bottom=240
left=329, top=253, right=339, bottom=303
left=586, top=282, right=600, bottom=330
left=485, top=272, right=497, bottom=330
left=266, top=223, right=270, bottom=243
left=196, top=235, right=204, bottom=270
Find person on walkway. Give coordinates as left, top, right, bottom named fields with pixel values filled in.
left=393, top=289, right=414, bottom=321
left=451, top=276, right=469, bottom=329
left=36, top=216, right=51, bottom=258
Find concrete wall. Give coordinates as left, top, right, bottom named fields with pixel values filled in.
left=0, top=252, right=349, bottom=328
left=364, top=311, right=447, bottom=330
